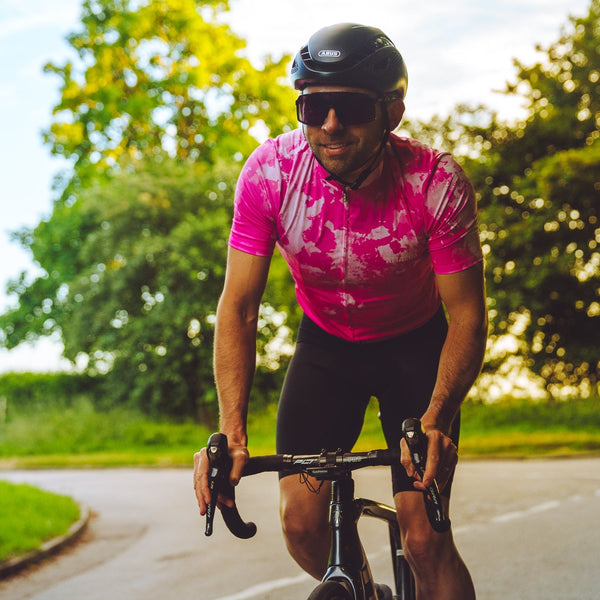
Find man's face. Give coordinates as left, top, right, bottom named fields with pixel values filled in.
left=298, top=86, right=386, bottom=184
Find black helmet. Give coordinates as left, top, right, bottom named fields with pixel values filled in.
left=290, top=23, right=408, bottom=99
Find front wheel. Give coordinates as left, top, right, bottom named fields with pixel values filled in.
left=307, top=580, right=353, bottom=600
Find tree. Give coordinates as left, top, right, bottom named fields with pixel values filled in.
left=478, top=0, right=600, bottom=394
left=4, top=159, right=233, bottom=420
left=43, top=0, right=295, bottom=187
left=0, top=0, right=298, bottom=422
left=400, top=1, right=600, bottom=396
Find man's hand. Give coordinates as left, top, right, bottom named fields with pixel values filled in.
left=400, top=427, right=457, bottom=492
left=193, top=446, right=211, bottom=515
left=193, top=440, right=249, bottom=515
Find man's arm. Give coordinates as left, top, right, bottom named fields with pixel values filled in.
left=194, top=247, right=271, bottom=513
left=215, top=247, right=271, bottom=468
left=403, top=261, right=488, bottom=491
left=424, top=261, right=488, bottom=432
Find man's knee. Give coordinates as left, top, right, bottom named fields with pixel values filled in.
left=396, top=491, right=475, bottom=598
left=279, top=476, right=330, bottom=542
left=403, top=520, right=449, bottom=567
left=396, top=492, right=454, bottom=573
left=279, top=476, right=331, bottom=578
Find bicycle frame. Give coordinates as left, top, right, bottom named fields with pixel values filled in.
left=361, top=499, right=415, bottom=600
left=320, top=473, right=415, bottom=600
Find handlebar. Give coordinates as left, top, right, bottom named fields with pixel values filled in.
left=204, top=418, right=450, bottom=538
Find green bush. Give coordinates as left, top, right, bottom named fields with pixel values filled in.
left=0, top=372, right=99, bottom=414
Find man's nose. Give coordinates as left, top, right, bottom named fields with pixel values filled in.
left=322, top=107, right=344, bottom=132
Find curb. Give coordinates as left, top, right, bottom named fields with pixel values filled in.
left=0, top=504, right=91, bottom=580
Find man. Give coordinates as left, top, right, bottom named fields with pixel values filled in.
left=194, top=23, right=487, bottom=599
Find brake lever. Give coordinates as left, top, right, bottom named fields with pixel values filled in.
left=402, top=418, right=451, bottom=533
left=205, top=432, right=232, bottom=536
left=204, top=432, right=257, bottom=539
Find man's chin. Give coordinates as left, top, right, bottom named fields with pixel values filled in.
left=318, top=158, right=358, bottom=181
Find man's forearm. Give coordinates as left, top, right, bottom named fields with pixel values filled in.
left=213, top=305, right=259, bottom=446
left=422, top=316, right=487, bottom=434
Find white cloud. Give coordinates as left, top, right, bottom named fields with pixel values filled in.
left=0, top=0, right=80, bottom=41
left=0, top=83, right=17, bottom=109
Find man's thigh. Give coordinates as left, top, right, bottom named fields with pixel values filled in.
left=279, top=474, right=331, bottom=529
left=276, top=339, right=370, bottom=455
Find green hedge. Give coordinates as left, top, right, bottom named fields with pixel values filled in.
left=0, top=372, right=100, bottom=414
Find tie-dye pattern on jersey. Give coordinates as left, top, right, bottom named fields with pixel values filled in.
left=230, top=129, right=482, bottom=342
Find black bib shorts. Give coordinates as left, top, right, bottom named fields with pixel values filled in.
left=275, top=308, right=459, bottom=496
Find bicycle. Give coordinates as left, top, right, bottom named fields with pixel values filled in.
left=204, top=418, right=449, bottom=600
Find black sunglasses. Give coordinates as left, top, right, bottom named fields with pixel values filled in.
left=296, top=92, right=379, bottom=127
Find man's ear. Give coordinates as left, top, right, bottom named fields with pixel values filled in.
left=387, top=99, right=405, bottom=131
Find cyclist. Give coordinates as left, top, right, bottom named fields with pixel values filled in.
left=194, top=23, right=487, bottom=600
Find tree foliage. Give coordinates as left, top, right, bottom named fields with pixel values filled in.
left=0, top=0, right=297, bottom=422
left=4, top=160, right=234, bottom=420
left=478, top=0, right=600, bottom=393
left=43, top=0, right=295, bottom=188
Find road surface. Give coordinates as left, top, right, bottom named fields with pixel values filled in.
left=1, top=458, right=599, bottom=599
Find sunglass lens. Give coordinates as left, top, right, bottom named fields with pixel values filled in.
left=296, top=93, right=376, bottom=126
left=296, top=95, right=328, bottom=126
left=337, top=94, right=376, bottom=125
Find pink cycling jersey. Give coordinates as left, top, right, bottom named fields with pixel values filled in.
left=230, top=128, right=483, bottom=342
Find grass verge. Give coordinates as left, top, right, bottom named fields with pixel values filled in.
left=0, top=481, right=81, bottom=564
left=1, top=396, right=599, bottom=468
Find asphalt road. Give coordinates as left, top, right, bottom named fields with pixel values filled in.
left=1, top=458, right=599, bottom=599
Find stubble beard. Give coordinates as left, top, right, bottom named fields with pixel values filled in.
left=307, top=128, right=385, bottom=184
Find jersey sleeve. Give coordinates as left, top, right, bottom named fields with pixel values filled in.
left=424, top=154, right=483, bottom=274
left=229, top=141, right=280, bottom=257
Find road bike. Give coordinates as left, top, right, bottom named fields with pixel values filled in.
left=205, top=418, right=449, bottom=600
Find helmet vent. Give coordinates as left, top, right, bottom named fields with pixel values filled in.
left=300, top=46, right=319, bottom=70
left=371, top=35, right=394, bottom=51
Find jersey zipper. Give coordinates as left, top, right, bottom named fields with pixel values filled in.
left=342, top=187, right=354, bottom=339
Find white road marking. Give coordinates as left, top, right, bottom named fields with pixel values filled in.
left=213, top=572, right=312, bottom=600
left=492, top=500, right=560, bottom=523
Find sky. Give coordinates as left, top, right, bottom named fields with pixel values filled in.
left=0, top=0, right=592, bottom=372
